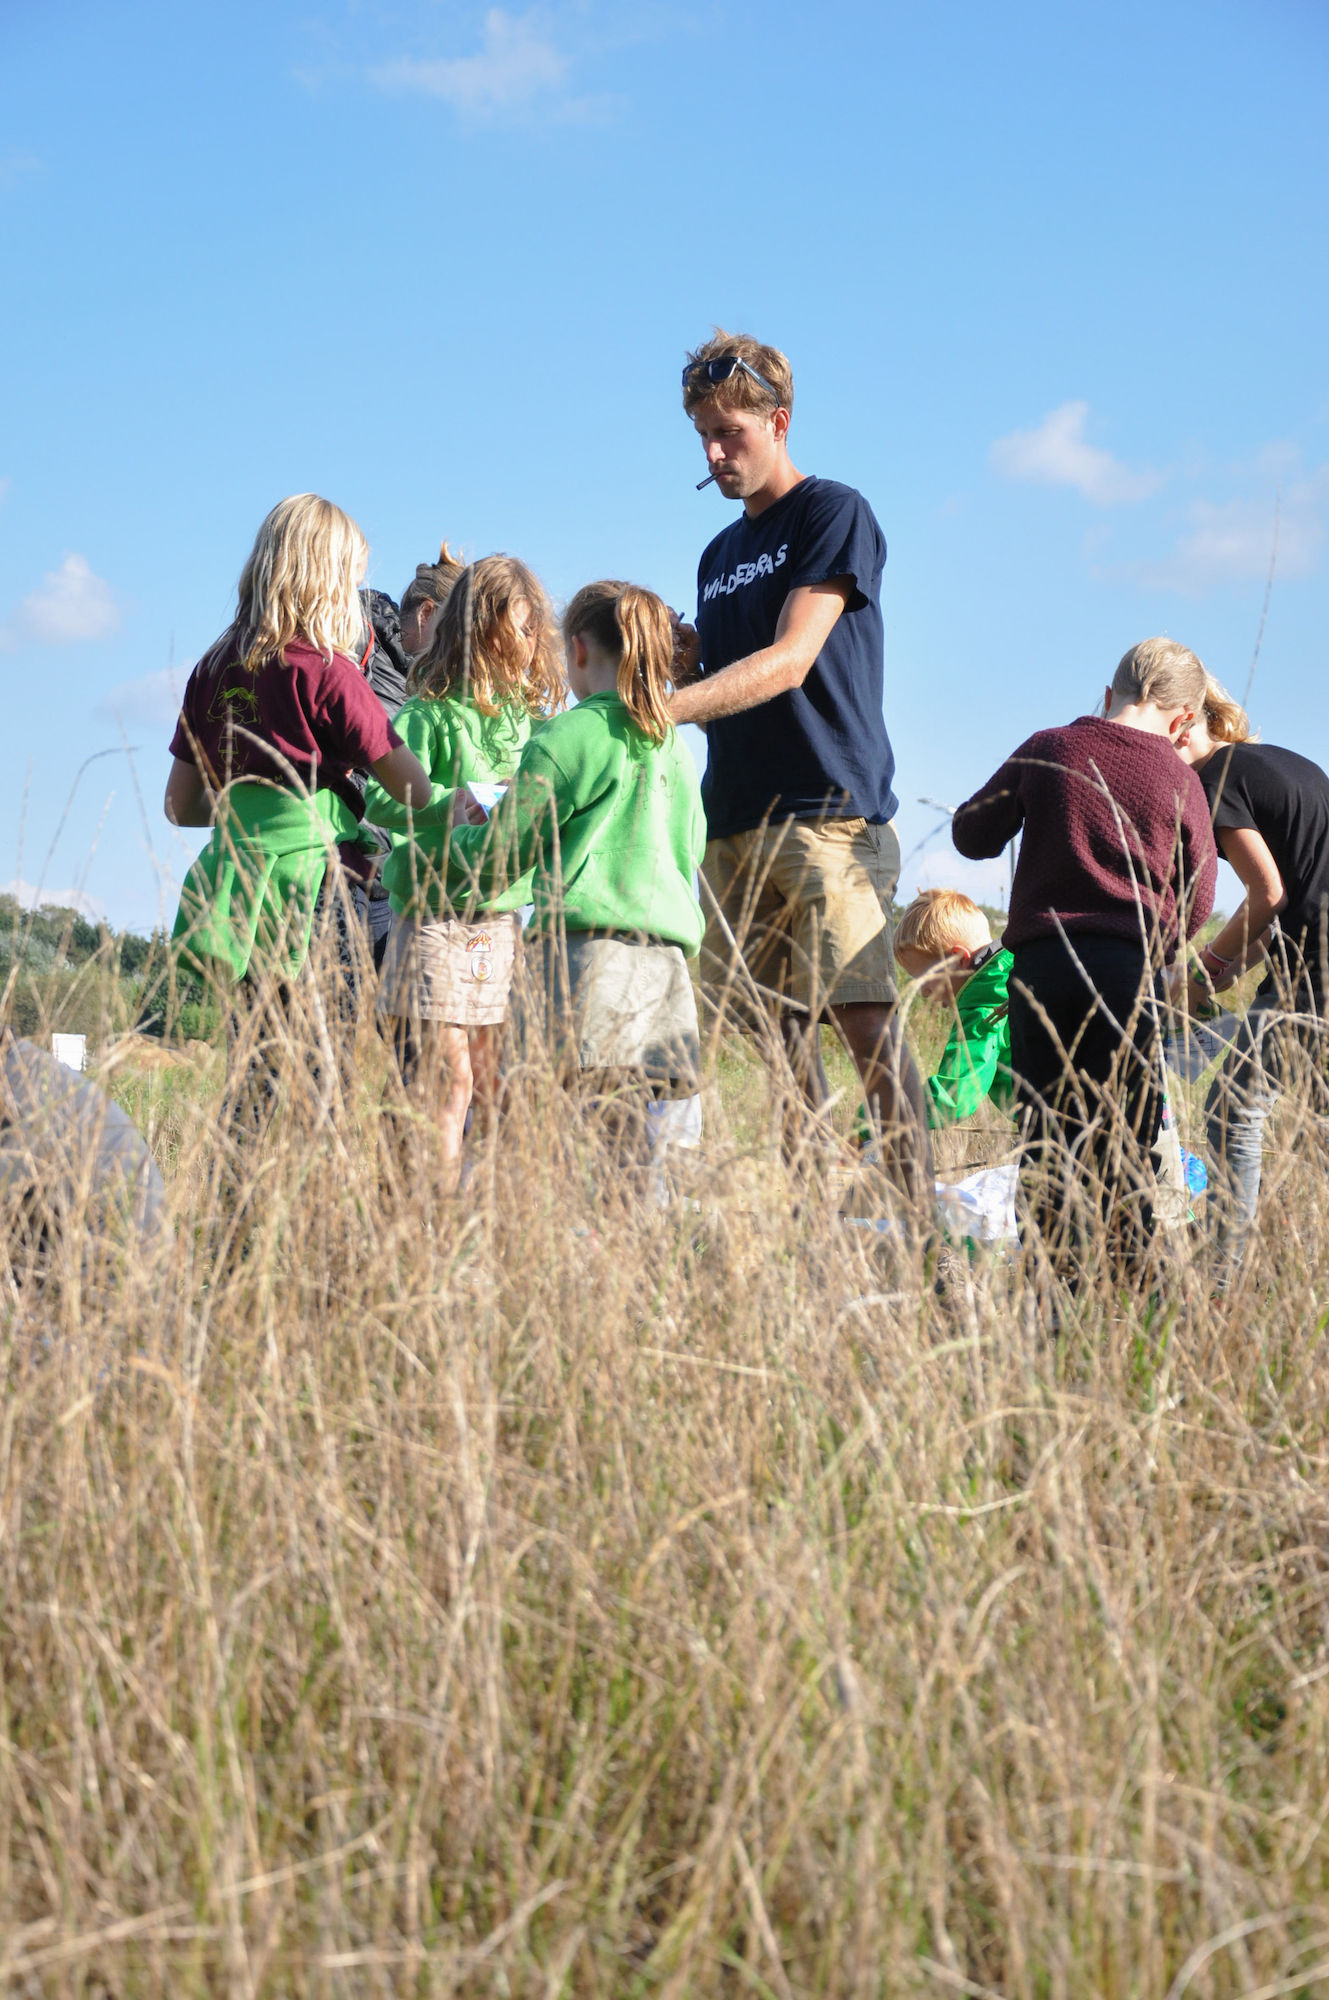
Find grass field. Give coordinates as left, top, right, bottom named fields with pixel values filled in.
left=2, top=946, right=1328, bottom=1997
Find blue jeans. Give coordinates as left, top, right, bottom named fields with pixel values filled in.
left=1204, top=992, right=1327, bottom=1275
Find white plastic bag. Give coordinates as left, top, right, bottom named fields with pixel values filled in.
left=934, top=1164, right=1019, bottom=1245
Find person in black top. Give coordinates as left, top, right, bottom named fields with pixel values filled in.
left=670, top=330, right=932, bottom=1218
left=1175, top=676, right=1329, bottom=1276
left=322, top=552, right=468, bottom=982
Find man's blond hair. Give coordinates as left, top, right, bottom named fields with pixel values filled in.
left=681, top=329, right=794, bottom=416
left=895, top=888, right=992, bottom=962
left=1111, top=637, right=1206, bottom=713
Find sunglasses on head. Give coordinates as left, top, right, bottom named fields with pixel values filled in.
left=682, top=354, right=782, bottom=404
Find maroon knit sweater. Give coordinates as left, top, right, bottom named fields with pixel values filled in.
left=952, top=716, right=1217, bottom=961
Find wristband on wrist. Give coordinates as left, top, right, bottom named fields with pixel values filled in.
left=1200, top=943, right=1233, bottom=978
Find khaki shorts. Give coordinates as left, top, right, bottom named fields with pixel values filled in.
left=512, top=933, right=701, bottom=1092
left=700, top=816, right=900, bottom=1016
left=377, top=912, right=517, bottom=1027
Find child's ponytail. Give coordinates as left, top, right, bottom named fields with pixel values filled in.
left=401, top=540, right=466, bottom=622
left=614, top=586, right=674, bottom=744
left=563, top=581, right=675, bottom=745
left=1202, top=675, right=1253, bottom=745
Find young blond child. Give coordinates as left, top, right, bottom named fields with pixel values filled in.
left=366, top=555, right=562, bottom=1181
left=165, top=494, right=431, bottom=1138
left=894, top=889, right=1014, bottom=1126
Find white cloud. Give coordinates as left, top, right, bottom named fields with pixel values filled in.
left=96, top=666, right=185, bottom=728
left=1131, top=467, right=1328, bottom=594
left=0, top=879, right=106, bottom=923
left=0, top=553, right=121, bottom=649
left=991, top=400, right=1163, bottom=505
left=371, top=8, right=608, bottom=122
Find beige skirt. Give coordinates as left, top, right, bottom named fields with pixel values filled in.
left=377, top=912, right=517, bottom=1026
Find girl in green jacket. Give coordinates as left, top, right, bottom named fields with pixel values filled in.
left=165, top=494, right=430, bottom=1139
left=368, top=555, right=562, bottom=1182
left=447, top=580, right=706, bottom=1172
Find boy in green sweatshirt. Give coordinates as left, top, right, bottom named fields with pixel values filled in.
left=893, top=890, right=1013, bottom=1127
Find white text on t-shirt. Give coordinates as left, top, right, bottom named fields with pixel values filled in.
left=701, top=543, right=788, bottom=603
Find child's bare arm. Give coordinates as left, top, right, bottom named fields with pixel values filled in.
left=164, top=757, right=212, bottom=827
left=370, top=743, right=432, bottom=810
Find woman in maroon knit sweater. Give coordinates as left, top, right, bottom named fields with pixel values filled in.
left=952, top=638, right=1217, bottom=1285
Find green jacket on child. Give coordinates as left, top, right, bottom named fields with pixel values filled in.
left=364, top=693, right=532, bottom=919
left=445, top=693, right=706, bottom=954
left=926, top=945, right=1015, bottom=1126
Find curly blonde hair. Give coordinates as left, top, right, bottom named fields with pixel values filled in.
left=230, top=494, right=368, bottom=672
left=562, top=581, right=676, bottom=745
left=1201, top=674, right=1253, bottom=744
left=407, top=555, right=562, bottom=718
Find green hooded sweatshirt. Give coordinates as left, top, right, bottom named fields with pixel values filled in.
left=366, top=693, right=532, bottom=918
left=172, top=781, right=357, bottom=986
left=445, top=694, right=706, bottom=953
left=926, top=945, right=1015, bottom=1126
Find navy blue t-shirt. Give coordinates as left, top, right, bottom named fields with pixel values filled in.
left=693, top=475, right=897, bottom=839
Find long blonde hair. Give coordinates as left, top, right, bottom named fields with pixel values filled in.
left=407, top=554, right=561, bottom=717
left=562, top=581, right=675, bottom=745
left=1201, top=674, right=1253, bottom=744
left=230, top=494, right=368, bottom=672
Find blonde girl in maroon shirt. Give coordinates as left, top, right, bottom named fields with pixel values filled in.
left=165, top=494, right=430, bottom=1137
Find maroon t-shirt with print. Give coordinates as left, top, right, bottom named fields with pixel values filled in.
left=169, top=635, right=401, bottom=808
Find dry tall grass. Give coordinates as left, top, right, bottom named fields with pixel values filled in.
left=3, top=942, right=1329, bottom=1998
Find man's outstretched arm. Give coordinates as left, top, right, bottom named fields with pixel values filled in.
left=669, top=579, right=852, bottom=726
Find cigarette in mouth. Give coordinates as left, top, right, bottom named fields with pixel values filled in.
left=696, top=473, right=717, bottom=490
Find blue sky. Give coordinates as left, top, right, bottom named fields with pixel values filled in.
left=2, top=0, right=1326, bottom=931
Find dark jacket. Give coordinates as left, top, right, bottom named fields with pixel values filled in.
left=333, top=591, right=415, bottom=884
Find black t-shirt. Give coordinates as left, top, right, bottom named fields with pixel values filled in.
left=693, top=476, right=897, bottom=839
left=1199, top=740, right=1329, bottom=995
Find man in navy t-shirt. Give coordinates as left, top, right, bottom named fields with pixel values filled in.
left=671, top=330, right=931, bottom=1209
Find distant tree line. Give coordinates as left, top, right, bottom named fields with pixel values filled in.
left=0, top=895, right=159, bottom=979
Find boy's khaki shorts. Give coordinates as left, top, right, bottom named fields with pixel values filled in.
left=700, top=816, right=900, bottom=1017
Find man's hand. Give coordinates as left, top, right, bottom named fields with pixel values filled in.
left=452, top=785, right=487, bottom=827
left=669, top=578, right=852, bottom=726
left=669, top=610, right=702, bottom=687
